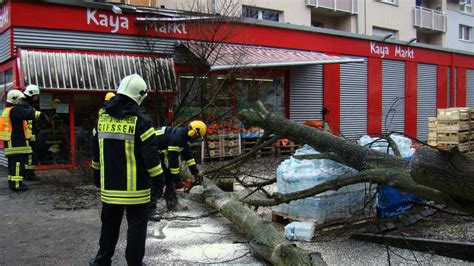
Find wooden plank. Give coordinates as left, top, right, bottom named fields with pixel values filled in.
left=350, top=233, right=474, bottom=262
left=437, top=120, right=470, bottom=132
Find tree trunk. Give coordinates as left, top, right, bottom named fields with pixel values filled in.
left=202, top=179, right=327, bottom=265
left=238, top=105, right=474, bottom=215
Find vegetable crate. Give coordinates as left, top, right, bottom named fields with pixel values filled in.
left=202, top=131, right=241, bottom=161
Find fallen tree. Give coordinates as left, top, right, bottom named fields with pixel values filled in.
left=201, top=178, right=327, bottom=265
left=237, top=101, right=474, bottom=215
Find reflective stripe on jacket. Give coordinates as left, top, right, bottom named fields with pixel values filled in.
left=93, top=112, right=163, bottom=205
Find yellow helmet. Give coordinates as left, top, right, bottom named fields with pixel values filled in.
left=188, top=120, right=207, bottom=138
left=105, top=92, right=115, bottom=101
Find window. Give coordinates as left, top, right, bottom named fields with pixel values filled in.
left=459, top=25, right=472, bottom=41
left=460, top=0, right=472, bottom=14
left=377, top=0, right=397, bottom=5
left=372, top=27, right=398, bottom=39
left=242, top=6, right=281, bottom=22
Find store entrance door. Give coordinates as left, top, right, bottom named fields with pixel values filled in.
left=36, top=93, right=73, bottom=168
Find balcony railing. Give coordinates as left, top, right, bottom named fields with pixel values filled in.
left=306, top=0, right=358, bottom=15
left=413, top=6, right=446, bottom=32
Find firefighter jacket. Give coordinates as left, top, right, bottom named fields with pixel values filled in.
left=23, top=97, right=39, bottom=141
left=91, top=96, right=163, bottom=205
left=155, top=126, right=199, bottom=182
left=0, top=104, right=40, bottom=156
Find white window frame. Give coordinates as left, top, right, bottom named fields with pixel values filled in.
left=459, top=24, right=472, bottom=42
left=377, top=0, right=398, bottom=6
left=460, top=0, right=472, bottom=14
left=242, top=6, right=282, bottom=22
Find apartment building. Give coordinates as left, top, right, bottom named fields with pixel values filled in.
left=108, top=0, right=472, bottom=52
left=0, top=0, right=472, bottom=168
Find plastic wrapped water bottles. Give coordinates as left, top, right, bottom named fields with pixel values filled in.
left=273, top=145, right=375, bottom=221
left=284, top=221, right=316, bottom=241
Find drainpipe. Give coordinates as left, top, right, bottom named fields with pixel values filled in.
left=211, top=0, right=216, bottom=14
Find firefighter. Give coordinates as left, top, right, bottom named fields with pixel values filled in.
left=150, top=120, right=206, bottom=212
left=90, top=74, right=164, bottom=266
left=23, top=84, right=41, bottom=181
left=0, top=90, right=47, bottom=191
left=91, top=92, right=116, bottom=187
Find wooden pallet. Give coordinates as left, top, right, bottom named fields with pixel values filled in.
left=437, top=120, right=470, bottom=132
left=437, top=142, right=471, bottom=153
left=272, top=210, right=375, bottom=231
left=437, top=131, right=470, bottom=143
left=274, top=142, right=299, bottom=156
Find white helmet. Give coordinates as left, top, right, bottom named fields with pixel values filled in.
left=24, top=84, right=40, bottom=97
left=117, top=74, right=148, bottom=105
left=7, top=89, right=26, bottom=105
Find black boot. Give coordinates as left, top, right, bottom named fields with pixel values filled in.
left=166, top=195, right=178, bottom=211
left=13, top=181, right=28, bottom=192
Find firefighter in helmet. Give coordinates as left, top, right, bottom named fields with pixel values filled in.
left=0, top=89, right=47, bottom=191
left=23, top=84, right=41, bottom=181
left=90, top=74, right=164, bottom=265
left=150, top=120, right=206, bottom=212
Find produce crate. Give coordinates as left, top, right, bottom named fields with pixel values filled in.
left=436, top=120, right=470, bottom=133
left=428, top=130, right=437, bottom=140
left=437, top=131, right=470, bottom=144
left=202, top=131, right=241, bottom=161
left=437, top=108, right=471, bottom=121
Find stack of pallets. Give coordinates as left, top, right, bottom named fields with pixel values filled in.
left=434, top=108, right=472, bottom=154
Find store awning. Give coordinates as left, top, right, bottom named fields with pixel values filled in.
left=182, top=42, right=364, bottom=71
left=19, top=50, right=177, bottom=92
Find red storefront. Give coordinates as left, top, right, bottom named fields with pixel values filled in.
left=0, top=0, right=473, bottom=168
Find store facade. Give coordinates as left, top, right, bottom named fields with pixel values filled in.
left=0, top=0, right=473, bottom=168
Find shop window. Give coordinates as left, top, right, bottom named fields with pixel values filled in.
left=37, top=94, right=71, bottom=165
left=236, top=77, right=285, bottom=117
left=459, top=25, right=472, bottom=42
left=242, top=6, right=281, bottom=22
left=460, top=0, right=472, bottom=14
left=176, top=74, right=284, bottom=124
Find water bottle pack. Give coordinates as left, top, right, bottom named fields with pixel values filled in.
left=274, top=144, right=375, bottom=221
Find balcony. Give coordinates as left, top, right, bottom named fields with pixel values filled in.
left=413, top=6, right=447, bottom=33
left=306, top=0, right=358, bottom=15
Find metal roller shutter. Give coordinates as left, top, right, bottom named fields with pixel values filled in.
left=14, top=27, right=176, bottom=55
left=417, top=64, right=437, bottom=141
left=454, top=67, right=457, bottom=107
left=382, top=60, right=405, bottom=134
left=340, top=57, right=367, bottom=140
left=0, top=29, right=11, bottom=63
left=289, top=65, right=323, bottom=122
left=467, top=69, right=474, bottom=109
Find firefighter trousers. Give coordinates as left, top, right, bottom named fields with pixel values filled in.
left=7, top=154, right=27, bottom=190
left=150, top=153, right=176, bottom=209
left=92, top=203, right=148, bottom=266
left=25, top=140, right=37, bottom=177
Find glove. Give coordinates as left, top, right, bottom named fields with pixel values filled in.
left=93, top=169, right=100, bottom=188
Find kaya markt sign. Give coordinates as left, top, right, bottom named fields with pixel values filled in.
left=370, top=42, right=415, bottom=59
left=86, top=8, right=187, bottom=35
